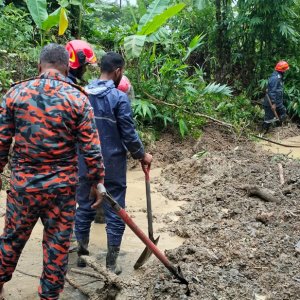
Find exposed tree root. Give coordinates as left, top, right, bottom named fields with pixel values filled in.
left=252, top=134, right=300, bottom=148
left=70, top=268, right=102, bottom=279
left=241, top=185, right=280, bottom=203
left=65, top=256, right=127, bottom=300
left=82, top=256, right=125, bottom=291
left=65, top=274, right=92, bottom=298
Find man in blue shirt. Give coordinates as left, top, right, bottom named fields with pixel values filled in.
left=75, top=52, right=152, bottom=274
left=263, top=60, right=289, bottom=132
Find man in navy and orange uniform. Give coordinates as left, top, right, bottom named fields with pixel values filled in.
left=0, top=44, right=105, bottom=300
left=263, top=60, right=289, bottom=131
left=66, top=40, right=97, bottom=84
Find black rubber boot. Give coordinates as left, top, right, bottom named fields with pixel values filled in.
left=106, top=246, right=122, bottom=275
left=77, top=238, right=89, bottom=268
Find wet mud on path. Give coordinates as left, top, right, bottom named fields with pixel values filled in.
left=261, top=135, right=300, bottom=159
left=0, top=168, right=186, bottom=299
left=0, top=124, right=300, bottom=299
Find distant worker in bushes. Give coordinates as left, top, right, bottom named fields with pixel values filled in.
left=75, top=52, right=152, bottom=274
left=263, top=60, right=289, bottom=132
left=66, top=39, right=97, bottom=84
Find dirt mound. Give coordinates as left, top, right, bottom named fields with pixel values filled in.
left=151, top=145, right=300, bottom=299
left=268, top=123, right=300, bottom=140
left=109, top=135, right=299, bottom=299
left=123, top=126, right=300, bottom=300
left=128, top=125, right=243, bottom=170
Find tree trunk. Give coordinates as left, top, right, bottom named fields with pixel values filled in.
left=215, top=0, right=232, bottom=83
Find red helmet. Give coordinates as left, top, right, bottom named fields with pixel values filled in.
left=275, top=61, right=289, bottom=72
left=117, top=75, right=131, bottom=93
left=66, top=40, right=97, bottom=69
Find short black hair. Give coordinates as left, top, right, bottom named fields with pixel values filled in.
left=40, top=43, right=69, bottom=67
left=100, top=52, right=125, bottom=73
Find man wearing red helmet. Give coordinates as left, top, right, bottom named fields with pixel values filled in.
left=117, top=75, right=135, bottom=100
left=75, top=52, right=152, bottom=274
left=66, top=40, right=97, bottom=84
left=263, top=60, right=289, bottom=131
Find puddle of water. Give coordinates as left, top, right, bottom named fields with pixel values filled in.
left=261, top=135, right=300, bottom=159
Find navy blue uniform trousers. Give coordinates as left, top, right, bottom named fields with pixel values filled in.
left=75, top=176, right=126, bottom=247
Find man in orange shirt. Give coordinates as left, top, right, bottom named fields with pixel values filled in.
left=0, top=43, right=105, bottom=300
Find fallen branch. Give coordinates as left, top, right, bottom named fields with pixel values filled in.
left=242, top=185, right=280, bottom=204
left=278, top=163, right=284, bottom=186
left=80, top=279, right=102, bottom=287
left=252, top=134, right=300, bottom=148
left=82, top=256, right=125, bottom=290
left=65, top=274, right=92, bottom=298
left=70, top=268, right=102, bottom=279
left=80, top=256, right=125, bottom=299
left=143, top=91, right=234, bottom=129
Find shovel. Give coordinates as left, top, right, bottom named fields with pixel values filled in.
left=104, top=192, right=189, bottom=289
left=134, top=163, right=160, bottom=269
left=266, top=92, right=280, bottom=121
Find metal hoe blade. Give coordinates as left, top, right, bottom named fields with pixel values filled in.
left=134, top=236, right=160, bottom=269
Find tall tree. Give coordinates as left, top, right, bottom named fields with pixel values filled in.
left=214, top=0, right=232, bottom=83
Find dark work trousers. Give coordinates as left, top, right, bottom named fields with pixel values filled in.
left=0, top=186, right=76, bottom=300
left=75, top=176, right=126, bottom=247
left=263, top=103, right=286, bottom=130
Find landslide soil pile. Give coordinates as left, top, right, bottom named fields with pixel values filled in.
left=123, top=126, right=300, bottom=300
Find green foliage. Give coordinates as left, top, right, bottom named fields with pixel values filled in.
left=1, top=0, right=299, bottom=138
left=215, top=95, right=263, bottom=127
left=124, top=0, right=186, bottom=58
left=138, top=0, right=171, bottom=31
left=178, top=119, right=188, bottom=137
left=202, top=82, right=233, bottom=97
left=183, top=34, right=205, bottom=62
left=0, top=4, right=37, bottom=91
left=26, top=0, right=48, bottom=28
left=0, top=68, right=14, bottom=92
left=194, top=0, right=209, bottom=10
left=26, top=0, right=72, bottom=44
left=132, top=99, right=157, bottom=120
left=124, top=35, right=147, bottom=58
left=42, top=7, right=61, bottom=31
left=138, top=3, right=186, bottom=36
left=0, top=4, right=33, bottom=50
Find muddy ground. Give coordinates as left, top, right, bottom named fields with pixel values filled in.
left=1, top=124, right=300, bottom=299
left=116, top=124, right=300, bottom=300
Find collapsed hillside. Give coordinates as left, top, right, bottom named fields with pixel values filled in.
left=117, top=126, right=300, bottom=300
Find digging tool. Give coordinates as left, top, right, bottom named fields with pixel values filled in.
left=104, top=192, right=189, bottom=289
left=134, top=163, right=160, bottom=269
left=266, top=92, right=280, bottom=121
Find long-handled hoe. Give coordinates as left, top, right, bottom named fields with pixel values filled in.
left=104, top=192, right=189, bottom=293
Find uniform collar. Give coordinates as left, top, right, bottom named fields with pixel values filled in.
left=67, top=72, right=78, bottom=84
left=39, top=70, right=69, bottom=82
